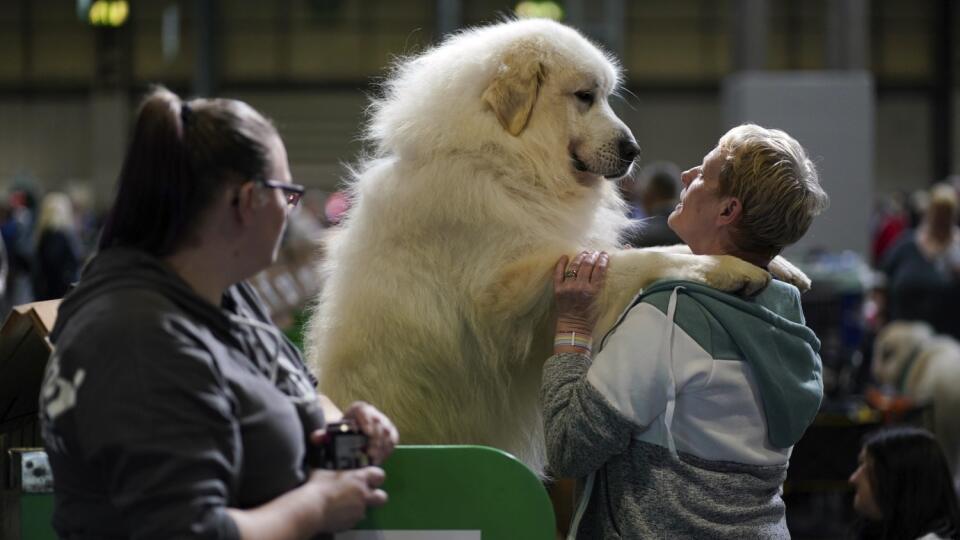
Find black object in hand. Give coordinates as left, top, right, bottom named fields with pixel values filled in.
left=319, top=421, right=370, bottom=470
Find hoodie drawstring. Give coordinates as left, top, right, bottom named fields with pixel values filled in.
left=662, top=286, right=682, bottom=459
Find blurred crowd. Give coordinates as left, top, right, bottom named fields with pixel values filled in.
left=0, top=186, right=98, bottom=316
left=0, top=181, right=351, bottom=327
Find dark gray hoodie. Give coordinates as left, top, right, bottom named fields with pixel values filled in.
left=41, top=248, right=323, bottom=540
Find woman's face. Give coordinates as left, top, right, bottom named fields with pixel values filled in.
left=668, top=146, right=727, bottom=254
left=256, top=135, right=293, bottom=266
left=849, top=448, right=883, bottom=521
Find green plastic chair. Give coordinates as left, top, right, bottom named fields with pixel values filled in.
left=15, top=445, right=554, bottom=540
left=350, top=445, right=556, bottom=539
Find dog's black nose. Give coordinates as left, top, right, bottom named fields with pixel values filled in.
left=619, top=139, right=640, bottom=164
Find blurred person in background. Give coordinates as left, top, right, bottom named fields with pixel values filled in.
left=65, top=182, right=104, bottom=255
left=41, top=86, right=397, bottom=540
left=849, top=427, right=960, bottom=540
left=623, top=161, right=683, bottom=248
left=871, top=191, right=909, bottom=266
left=0, top=227, right=8, bottom=318
left=1, top=190, right=37, bottom=305
left=882, top=183, right=960, bottom=340
left=32, top=192, right=82, bottom=301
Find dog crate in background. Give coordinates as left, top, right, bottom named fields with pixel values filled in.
left=786, top=252, right=875, bottom=536
left=797, top=251, right=871, bottom=399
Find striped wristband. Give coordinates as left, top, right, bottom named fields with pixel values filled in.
left=554, top=331, right=592, bottom=355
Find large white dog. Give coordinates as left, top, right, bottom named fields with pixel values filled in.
left=306, top=19, right=807, bottom=475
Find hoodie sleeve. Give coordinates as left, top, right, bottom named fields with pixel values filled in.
left=541, top=302, right=675, bottom=478
left=541, top=352, right=635, bottom=478
left=69, top=315, right=242, bottom=540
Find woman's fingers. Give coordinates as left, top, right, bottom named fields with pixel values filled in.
left=360, top=466, right=386, bottom=488
left=556, top=250, right=610, bottom=289
left=578, top=251, right=599, bottom=282
left=593, top=252, right=609, bottom=285
left=568, top=251, right=588, bottom=276
left=554, top=256, right=569, bottom=287
left=344, top=402, right=399, bottom=464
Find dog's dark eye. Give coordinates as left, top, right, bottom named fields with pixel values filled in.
left=574, top=90, right=594, bottom=106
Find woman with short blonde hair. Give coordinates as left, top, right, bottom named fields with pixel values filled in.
left=542, top=124, right=828, bottom=538
left=716, top=124, right=829, bottom=260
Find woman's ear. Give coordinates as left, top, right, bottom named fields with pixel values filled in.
left=233, top=181, right=259, bottom=224
left=717, top=196, right=742, bottom=226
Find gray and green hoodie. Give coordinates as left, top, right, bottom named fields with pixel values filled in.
left=541, top=279, right=822, bottom=539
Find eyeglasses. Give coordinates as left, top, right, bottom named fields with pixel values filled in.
left=259, top=179, right=306, bottom=208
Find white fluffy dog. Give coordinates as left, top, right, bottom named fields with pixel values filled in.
left=306, top=19, right=805, bottom=475
left=873, top=321, right=960, bottom=477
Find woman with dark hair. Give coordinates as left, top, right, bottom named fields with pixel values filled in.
left=850, top=427, right=960, bottom=539
left=40, top=86, right=398, bottom=539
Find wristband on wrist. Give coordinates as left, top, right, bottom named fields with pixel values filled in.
left=554, top=331, right=592, bottom=355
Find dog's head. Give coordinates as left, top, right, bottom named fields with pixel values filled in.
left=479, top=22, right=639, bottom=182
left=369, top=19, right=639, bottom=185
left=872, top=321, right=933, bottom=386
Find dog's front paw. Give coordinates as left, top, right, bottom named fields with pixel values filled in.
left=700, top=255, right=771, bottom=296
left=768, top=255, right=811, bottom=292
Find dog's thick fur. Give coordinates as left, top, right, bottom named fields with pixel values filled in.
left=873, top=321, right=960, bottom=479
left=306, top=19, right=807, bottom=475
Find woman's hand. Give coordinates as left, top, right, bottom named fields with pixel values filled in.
left=552, top=251, right=609, bottom=353
left=227, top=467, right=387, bottom=539
left=306, top=467, right=387, bottom=532
left=340, top=401, right=399, bottom=465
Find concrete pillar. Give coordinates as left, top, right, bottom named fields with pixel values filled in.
left=90, top=93, right=129, bottom=206
left=826, top=0, right=870, bottom=70
left=565, top=0, right=584, bottom=28
left=563, top=0, right=625, bottom=59
left=932, top=0, right=955, bottom=180
left=90, top=21, right=132, bottom=206
left=731, top=0, right=768, bottom=71
left=193, top=0, right=219, bottom=97
left=602, top=0, right=626, bottom=59
left=435, top=0, right=462, bottom=41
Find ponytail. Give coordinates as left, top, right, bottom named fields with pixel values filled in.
left=99, top=85, right=277, bottom=256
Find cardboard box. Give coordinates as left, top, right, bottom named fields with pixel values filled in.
left=0, top=300, right=60, bottom=540
left=0, top=301, right=59, bottom=436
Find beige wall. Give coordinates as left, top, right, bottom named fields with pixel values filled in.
left=1, top=89, right=953, bottom=204
left=0, top=98, right=91, bottom=193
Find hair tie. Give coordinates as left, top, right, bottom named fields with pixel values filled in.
left=180, top=102, right=192, bottom=126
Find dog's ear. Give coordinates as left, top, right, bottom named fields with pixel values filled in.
left=482, top=49, right=546, bottom=136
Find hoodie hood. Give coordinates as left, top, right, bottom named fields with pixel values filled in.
left=639, top=279, right=823, bottom=449
left=51, top=248, right=233, bottom=344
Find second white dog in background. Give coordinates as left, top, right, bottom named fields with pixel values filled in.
left=873, top=320, right=960, bottom=482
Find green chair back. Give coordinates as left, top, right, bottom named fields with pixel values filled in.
left=14, top=445, right=554, bottom=540
left=352, top=445, right=555, bottom=539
